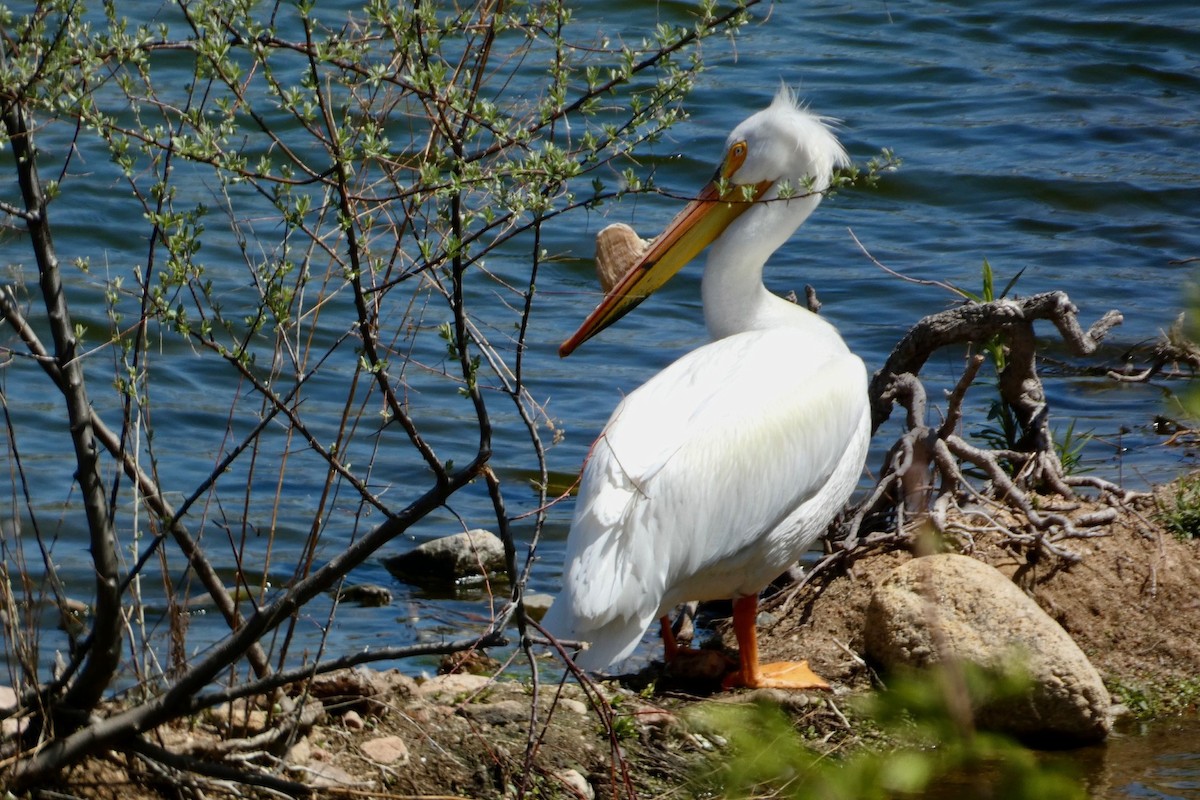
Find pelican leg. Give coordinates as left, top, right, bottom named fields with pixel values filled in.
left=722, top=594, right=830, bottom=691
left=660, top=615, right=684, bottom=660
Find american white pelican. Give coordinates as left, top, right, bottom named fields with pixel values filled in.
left=544, top=88, right=870, bottom=689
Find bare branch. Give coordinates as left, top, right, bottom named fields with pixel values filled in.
left=2, top=83, right=122, bottom=735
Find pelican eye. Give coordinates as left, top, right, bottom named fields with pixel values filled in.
left=726, top=141, right=749, bottom=177
left=715, top=141, right=751, bottom=199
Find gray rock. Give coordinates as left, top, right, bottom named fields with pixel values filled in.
left=555, top=768, right=595, bottom=800
left=522, top=592, right=554, bottom=621
left=864, top=553, right=1112, bottom=743
left=0, top=685, right=24, bottom=737
left=287, top=737, right=312, bottom=765
left=458, top=699, right=527, bottom=725
left=360, top=735, right=410, bottom=765
left=415, top=672, right=493, bottom=701
left=304, top=760, right=372, bottom=789
left=383, top=529, right=506, bottom=584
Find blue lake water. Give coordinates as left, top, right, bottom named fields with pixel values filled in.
left=2, top=0, right=1199, bottom=794
left=1096, top=717, right=1200, bottom=799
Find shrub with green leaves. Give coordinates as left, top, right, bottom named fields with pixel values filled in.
left=690, top=664, right=1086, bottom=800
left=0, top=0, right=761, bottom=788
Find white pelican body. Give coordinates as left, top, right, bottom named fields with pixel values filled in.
left=545, top=89, right=870, bottom=687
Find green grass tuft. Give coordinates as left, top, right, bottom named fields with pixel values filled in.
left=1156, top=474, right=1200, bottom=540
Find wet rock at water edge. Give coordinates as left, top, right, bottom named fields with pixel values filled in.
left=383, top=529, right=507, bottom=585
left=864, top=553, right=1113, bottom=743
left=521, top=592, right=554, bottom=621
left=439, top=648, right=501, bottom=676
left=334, top=583, right=393, bottom=606
left=307, top=666, right=416, bottom=716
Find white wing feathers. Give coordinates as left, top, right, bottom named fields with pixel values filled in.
left=544, top=328, right=868, bottom=668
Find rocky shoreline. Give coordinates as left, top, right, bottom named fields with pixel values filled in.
left=49, top=487, right=1200, bottom=799
left=270, top=488, right=1198, bottom=798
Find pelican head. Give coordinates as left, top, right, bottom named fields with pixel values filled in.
left=560, top=87, right=848, bottom=357
left=724, top=87, right=847, bottom=197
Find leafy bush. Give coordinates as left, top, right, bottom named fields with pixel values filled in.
left=690, top=664, right=1086, bottom=800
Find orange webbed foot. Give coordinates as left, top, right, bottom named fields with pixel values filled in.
left=721, top=659, right=831, bottom=691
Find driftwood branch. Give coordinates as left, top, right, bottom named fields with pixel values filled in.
left=1107, top=313, right=1200, bottom=384
left=127, top=736, right=315, bottom=798
left=831, top=291, right=1136, bottom=565
left=870, top=291, right=1122, bottom=432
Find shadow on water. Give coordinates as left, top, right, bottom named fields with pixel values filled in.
left=916, top=716, right=1200, bottom=799
left=1087, top=717, right=1200, bottom=799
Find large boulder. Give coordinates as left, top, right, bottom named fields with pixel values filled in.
left=864, top=553, right=1113, bottom=743
left=383, top=529, right=506, bottom=585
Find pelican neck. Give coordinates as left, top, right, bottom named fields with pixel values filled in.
left=700, top=203, right=826, bottom=341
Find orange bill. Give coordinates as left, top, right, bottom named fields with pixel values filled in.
left=559, top=176, right=772, bottom=357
